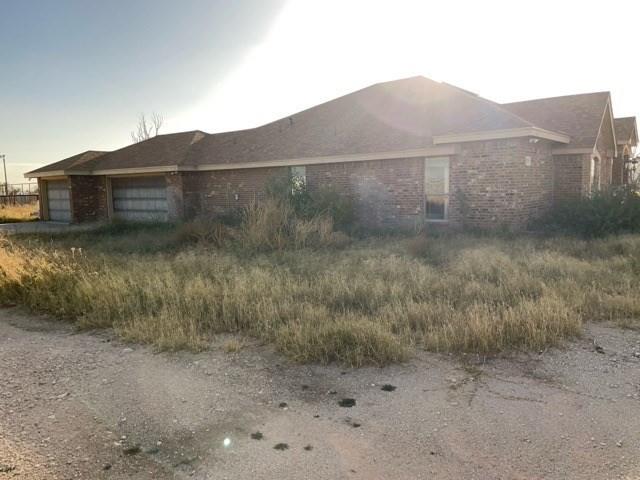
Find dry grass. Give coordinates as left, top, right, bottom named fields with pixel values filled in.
left=223, top=338, right=244, bottom=353
left=0, top=202, right=39, bottom=223
left=1, top=228, right=640, bottom=366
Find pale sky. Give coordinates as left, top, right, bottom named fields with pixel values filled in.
left=2, top=0, right=639, bottom=184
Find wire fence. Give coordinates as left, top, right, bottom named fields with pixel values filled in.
left=0, top=194, right=39, bottom=206
left=0, top=182, right=39, bottom=196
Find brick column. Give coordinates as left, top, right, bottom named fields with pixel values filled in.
left=69, top=176, right=108, bottom=223
left=165, top=172, right=185, bottom=222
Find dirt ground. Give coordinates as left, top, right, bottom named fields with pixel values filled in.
left=1, top=308, right=639, bottom=480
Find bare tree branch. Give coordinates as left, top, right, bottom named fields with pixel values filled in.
left=131, top=112, right=164, bottom=143
left=151, top=112, right=163, bottom=136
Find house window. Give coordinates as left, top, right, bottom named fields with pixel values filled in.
left=425, top=157, right=449, bottom=221
left=289, top=166, right=306, bottom=194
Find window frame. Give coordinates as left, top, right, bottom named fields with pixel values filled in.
left=424, top=156, right=450, bottom=222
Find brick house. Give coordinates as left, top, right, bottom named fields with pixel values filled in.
left=26, top=76, right=638, bottom=229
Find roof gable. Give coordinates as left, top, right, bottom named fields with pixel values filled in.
left=594, top=99, right=617, bottom=158
left=503, top=92, right=610, bottom=149
left=614, top=117, right=638, bottom=146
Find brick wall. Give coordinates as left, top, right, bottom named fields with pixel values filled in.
left=181, top=167, right=287, bottom=219
left=448, top=138, right=555, bottom=229
left=60, top=139, right=565, bottom=229
left=306, top=158, right=424, bottom=229
left=553, top=153, right=594, bottom=201
left=612, top=156, right=624, bottom=186
left=69, top=175, right=108, bottom=223
left=178, top=138, right=556, bottom=231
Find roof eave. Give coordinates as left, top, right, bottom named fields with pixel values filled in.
left=24, top=146, right=461, bottom=178
left=23, top=169, right=86, bottom=179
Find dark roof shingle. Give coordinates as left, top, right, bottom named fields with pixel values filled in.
left=614, top=117, right=638, bottom=145
left=27, top=150, right=107, bottom=175
left=31, top=77, right=613, bottom=176
left=502, top=92, right=610, bottom=148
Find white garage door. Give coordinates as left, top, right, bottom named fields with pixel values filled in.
left=111, top=176, right=168, bottom=221
left=46, top=180, right=71, bottom=222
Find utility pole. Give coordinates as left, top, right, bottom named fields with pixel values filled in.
left=0, top=155, right=6, bottom=196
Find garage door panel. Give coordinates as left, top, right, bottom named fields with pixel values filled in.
left=112, top=187, right=167, bottom=200
left=47, top=180, right=71, bottom=222
left=114, top=210, right=168, bottom=222
left=113, top=198, right=168, bottom=212
left=48, top=199, right=70, bottom=210
left=111, top=176, right=168, bottom=222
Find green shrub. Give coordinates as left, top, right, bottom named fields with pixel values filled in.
left=264, top=175, right=355, bottom=231
left=303, top=186, right=356, bottom=230
left=543, top=184, right=640, bottom=237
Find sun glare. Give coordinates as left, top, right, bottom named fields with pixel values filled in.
left=169, top=0, right=632, bottom=136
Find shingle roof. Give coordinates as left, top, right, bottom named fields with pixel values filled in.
left=614, top=117, right=638, bottom=145
left=29, top=76, right=602, bottom=176
left=27, top=150, right=107, bottom=175
left=183, top=76, right=536, bottom=167
left=502, top=92, right=610, bottom=148
left=26, top=132, right=208, bottom=176
left=79, top=131, right=207, bottom=172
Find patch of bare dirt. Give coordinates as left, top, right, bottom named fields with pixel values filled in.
left=1, top=308, right=639, bottom=479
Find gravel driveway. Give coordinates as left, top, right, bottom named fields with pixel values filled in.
left=1, top=307, right=639, bottom=479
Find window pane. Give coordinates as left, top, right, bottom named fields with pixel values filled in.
left=290, top=166, right=306, bottom=178
left=425, top=165, right=446, bottom=194
left=425, top=157, right=449, bottom=220
left=426, top=195, right=447, bottom=220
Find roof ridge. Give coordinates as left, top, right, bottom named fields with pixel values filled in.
left=156, top=129, right=209, bottom=138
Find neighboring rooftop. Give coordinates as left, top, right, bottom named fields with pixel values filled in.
left=614, top=117, right=638, bottom=145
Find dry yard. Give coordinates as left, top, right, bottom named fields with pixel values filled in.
left=2, top=223, right=640, bottom=478
left=0, top=202, right=39, bottom=224
left=1, top=308, right=639, bottom=480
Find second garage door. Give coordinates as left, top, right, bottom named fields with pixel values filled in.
left=111, top=176, right=168, bottom=221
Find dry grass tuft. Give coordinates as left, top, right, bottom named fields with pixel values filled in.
left=223, top=338, right=244, bottom=353
left=0, top=202, right=39, bottom=223
left=2, top=227, right=640, bottom=366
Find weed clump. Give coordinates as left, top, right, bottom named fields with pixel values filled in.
left=2, top=226, right=640, bottom=366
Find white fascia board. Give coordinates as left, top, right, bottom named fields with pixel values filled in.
left=24, top=170, right=72, bottom=179
left=433, top=127, right=571, bottom=145
left=26, top=146, right=458, bottom=178
left=185, top=146, right=457, bottom=172
left=91, top=165, right=179, bottom=176
left=551, top=147, right=594, bottom=155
